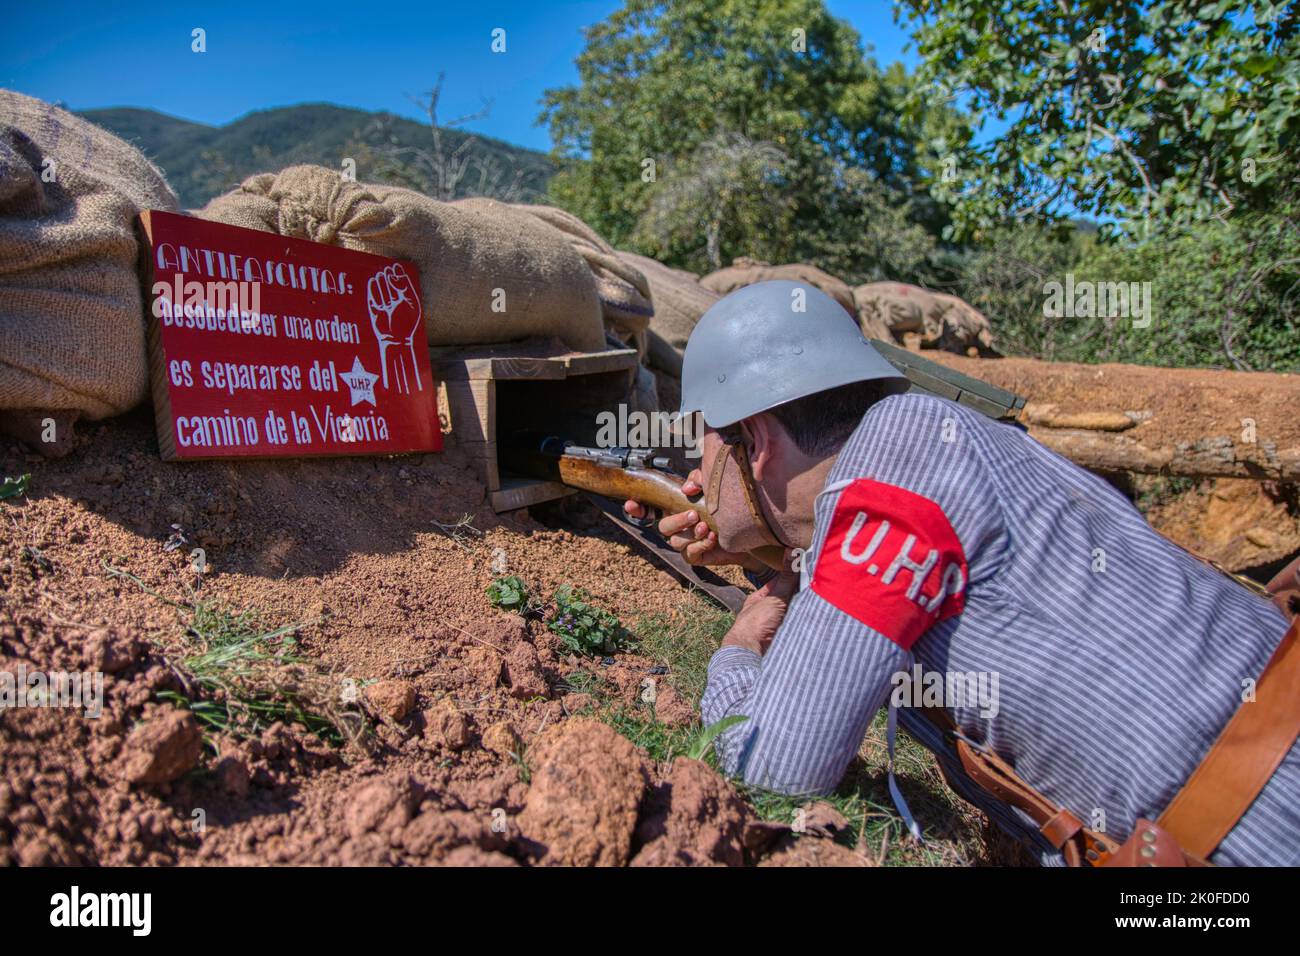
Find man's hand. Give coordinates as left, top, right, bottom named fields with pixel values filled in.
left=721, top=565, right=799, bottom=656
left=623, top=470, right=765, bottom=572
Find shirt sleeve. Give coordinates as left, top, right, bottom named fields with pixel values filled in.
left=699, top=393, right=1008, bottom=795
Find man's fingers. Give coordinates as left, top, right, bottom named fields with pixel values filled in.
left=623, top=499, right=646, bottom=520
left=657, top=509, right=701, bottom=537
left=683, top=538, right=717, bottom=564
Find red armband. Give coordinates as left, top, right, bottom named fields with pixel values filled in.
left=809, top=478, right=968, bottom=649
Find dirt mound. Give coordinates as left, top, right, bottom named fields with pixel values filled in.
left=0, top=409, right=732, bottom=866
left=120, top=706, right=204, bottom=786
left=927, top=353, right=1300, bottom=481
left=1144, top=478, right=1300, bottom=572
left=631, top=757, right=748, bottom=866
left=517, top=718, right=648, bottom=866
left=758, top=835, right=872, bottom=867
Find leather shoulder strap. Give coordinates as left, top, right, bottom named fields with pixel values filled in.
left=1156, top=617, right=1300, bottom=859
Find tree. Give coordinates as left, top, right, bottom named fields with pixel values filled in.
left=362, top=73, right=527, bottom=202
left=897, top=0, right=1300, bottom=240
left=540, top=0, right=964, bottom=271
left=634, top=132, right=796, bottom=271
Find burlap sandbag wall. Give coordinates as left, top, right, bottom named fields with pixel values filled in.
left=0, top=89, right=180, bottom=431
left=701, top=258, right=858, bottom=317
left=854, top=281, right=996, bottom=354
left=617, top=251, right=718, bottom=376
left=510, top=203, right=652, bottom=346
left=196, top=166, right=609, bottom=352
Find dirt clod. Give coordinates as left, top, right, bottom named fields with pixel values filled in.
left=759, top=835, right=871, bottom=867
left=517, top=718, right=648, bottom=866
left=481, top=721, right=522, bottom=758
left=652, top=682, right=696, bottom=728
left=120, top=707, right=203, bottom=786
left=81, top=627, right=141, bottom=673
left=798, top=801, right=851, bottom=839
left=343, top=774, right=418, bottom=841
left=364, top=679, right=416, bottom=722
left=422, top=700, right=473, bottom=750
left=504, top=642, right=548, bottom=700
left=632, top=757, right=747, bottom=866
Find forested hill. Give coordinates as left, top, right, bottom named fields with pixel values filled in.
left=77, top=103, right=556, bottom=209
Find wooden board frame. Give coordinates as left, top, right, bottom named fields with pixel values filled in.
left=430, top=336, right=640, bottom=513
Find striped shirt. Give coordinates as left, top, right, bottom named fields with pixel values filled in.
left=701, top=392, right=1296, bottom=866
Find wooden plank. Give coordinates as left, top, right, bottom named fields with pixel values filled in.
left=562, top=349, right=639, bottom=376
left=442, top=379, right=495, bottom=444
left=431, top=339, right=637, bottom=381
left=490, top=478, right=574, bottom=513
left=458, top=439, right=500, bottom=491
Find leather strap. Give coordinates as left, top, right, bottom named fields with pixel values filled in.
left=1099, top=819, right=1197, bottom=867
left=1155, top=616, right=1300, bottom=860
left=703, top=439, right=784, bottom=550
left=923, top=705, right=1118, bottom=862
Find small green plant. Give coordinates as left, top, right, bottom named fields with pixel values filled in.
left=1, top=473, right=30, bottom=500
left=547, top=584, right=626, bottom=656
left=686, top=714, right=748, bottom=761
left=486, top=575, right=541, bottom=616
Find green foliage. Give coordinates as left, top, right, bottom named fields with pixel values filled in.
left=631, top=605, right=733, bottom=702
left=1, top=474, right=30, bottom=500
left=956, top=191, right=1300, bottom=370
left=1065, top=194, right=1300, bottom=370
left=897, top=0, right=1300, bottom=241
left=541, top=0, right=963, bottom=280
left=547, top=585, right=628, bottom=656
left=485, top=575, right=541, bottom=616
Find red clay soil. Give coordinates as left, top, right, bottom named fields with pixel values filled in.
left=0, top=408, right=863, bottom=867
left=3, top=383, right=1290, bottom=867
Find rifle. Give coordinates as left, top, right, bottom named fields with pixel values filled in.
left=498, top=434, right=787, bottom=571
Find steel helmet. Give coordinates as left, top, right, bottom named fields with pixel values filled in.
left=680, top=280, right=908, bottom=427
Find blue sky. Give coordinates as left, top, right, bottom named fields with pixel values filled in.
left=1, top=1, right=921, bottom=153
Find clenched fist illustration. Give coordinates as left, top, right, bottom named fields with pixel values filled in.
left=366, top=264, right=424, bottom=394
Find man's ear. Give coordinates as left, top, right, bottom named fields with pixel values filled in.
left=744, top=414, right=776, bottom=481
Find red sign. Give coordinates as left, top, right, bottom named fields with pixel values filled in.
left=140, top=210, right=441, bottom=460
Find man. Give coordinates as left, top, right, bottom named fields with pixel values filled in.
left=626, top=280, right=1298, bottom=866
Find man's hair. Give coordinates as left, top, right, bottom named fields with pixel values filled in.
left=764, top=379, right=898, bottom=457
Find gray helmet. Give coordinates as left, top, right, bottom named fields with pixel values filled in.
left=679, top=279, right=908, bottom=427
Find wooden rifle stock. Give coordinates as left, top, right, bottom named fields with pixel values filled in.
left=500, top=434, right=786, bottom=572
left=551, top=456, right=786, bottom=572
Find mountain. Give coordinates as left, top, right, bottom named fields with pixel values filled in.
left=77, top=103, right=556, bottom=210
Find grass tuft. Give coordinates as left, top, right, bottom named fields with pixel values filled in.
left=105, top=561, right=371, bottom=749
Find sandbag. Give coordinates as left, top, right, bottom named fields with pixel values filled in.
left=0, top=89, right=180, bottom=423
left=511, top=204, right=653, bottom=342
left=196, top=166, right=608, bottom=352
left=854, top=281, right=996, bottom=355
left=701, top=258, right=858, bottom=317
left=618, top=251, right=718, bottom=375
